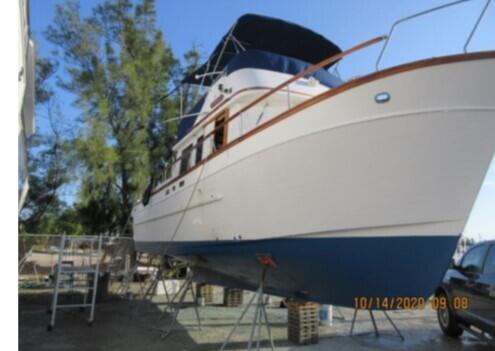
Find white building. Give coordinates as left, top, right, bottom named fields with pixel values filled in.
left=18, top=0, right=36, bottom=211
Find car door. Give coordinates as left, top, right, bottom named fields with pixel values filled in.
left=453, top=244, right=488, bottom=324
left=475, top=244, right=495, bottom=334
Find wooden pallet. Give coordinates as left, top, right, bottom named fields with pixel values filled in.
left=223, top=288, right=243, bottom=307
left=195, top=283, right=214, bottom=304
left=287, top=301, right=319, bottom=345
left=288, top=329, right=319, bottom=345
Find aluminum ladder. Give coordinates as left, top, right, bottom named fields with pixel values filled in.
left=47, top=234, right=103, bottom=330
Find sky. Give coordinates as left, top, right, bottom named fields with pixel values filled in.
left=29, top=0, right=495, bottom=239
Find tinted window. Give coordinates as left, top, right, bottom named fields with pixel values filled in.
left=214, top=113, right=227, bottom=150
left=195, top=136, right=203, bottom=164
left=483, top=245, right=495, bottom=274
left=461, top=245, right=488, bottom=272
left=179, top=145, right=193, bottom=175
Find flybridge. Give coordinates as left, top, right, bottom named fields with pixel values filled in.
left=176, top=49, right=343, bottom=142
left=176, top=13, right=342, bottom=143
left=182, top=14, right=342, bottom=86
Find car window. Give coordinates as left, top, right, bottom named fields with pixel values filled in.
left=461, top=245, right=488, bottom=272
left=483, top=245, right=495, bottom=274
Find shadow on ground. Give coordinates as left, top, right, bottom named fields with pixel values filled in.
left=19, top=290, right=493, bottom=351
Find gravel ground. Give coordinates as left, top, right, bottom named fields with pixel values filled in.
left=19, top=285, right=492, bottom=351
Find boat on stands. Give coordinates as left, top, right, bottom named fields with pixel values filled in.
left=133, top=4, right=495, bottom=307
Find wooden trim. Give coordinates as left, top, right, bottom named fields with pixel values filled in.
left=210, top=94, right=224, bottom=108
left=151, top=50, right=495, bottom=196
left=213, top=109, right=229, bottom=150
left=176, top=86, right=310, bottom=144
left=179, top=143, right=194, bottom=175
left=195, top=135, right=204, bottom=165
left=192, top=87, right=313, bottom=129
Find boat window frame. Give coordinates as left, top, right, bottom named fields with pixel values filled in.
left=179, top=144, right=194, bottom=175
left=213, top=109, right=229, bottom=152
left=195, top=135, right=204, bottom=165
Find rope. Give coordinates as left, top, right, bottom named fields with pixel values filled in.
left=162, top=157, right=208, bottom=258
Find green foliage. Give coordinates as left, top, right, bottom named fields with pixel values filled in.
left=19, top=56, right=76, bottom=234
left=41, top=0, right=195, bottom=235
left=20, top=0, right=202, bottom=236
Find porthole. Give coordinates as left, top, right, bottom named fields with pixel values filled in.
left=375, top=92, right=390, bottom=104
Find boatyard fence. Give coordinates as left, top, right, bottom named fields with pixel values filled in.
left=18, top=234, right=137, bottom=290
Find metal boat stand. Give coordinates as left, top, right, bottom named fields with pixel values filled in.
left=132, top=255, right=173, bottom=315
left=154, top=266, right=202, bottom=339
left=220, top=255, right=277, bottom=351
left=349, top=308, right=404, bottom=340
left=116, top=252, right=148, bottom=299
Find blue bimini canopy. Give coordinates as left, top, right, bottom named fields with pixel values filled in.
left=183, top=14, right=341, bottom=86
left=225, top=50, right=342, bottom=88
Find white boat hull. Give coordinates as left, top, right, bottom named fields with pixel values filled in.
left=133, top=53, right=495, bottom=306
left=134, top=55, right=495, bottom=243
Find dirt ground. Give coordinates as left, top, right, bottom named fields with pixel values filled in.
left=19, top=285, right=493, bottom=351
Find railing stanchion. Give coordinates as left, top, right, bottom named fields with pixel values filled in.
left=287, top=85, right=291, bottom=109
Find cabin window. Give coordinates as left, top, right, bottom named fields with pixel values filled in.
left=165, top=164, right=172, bottom=180
left=166, top=152, right=176, bottom=179
left=213, top=110, right=228, bottom=150
left=195, top=136, right=204, bottom=164
left=179, top=144, right=193, bottom=175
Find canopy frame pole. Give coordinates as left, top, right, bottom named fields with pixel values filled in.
left=211, top=22, right=238, bottom=76
left=230, top=34, right=246, bottom=53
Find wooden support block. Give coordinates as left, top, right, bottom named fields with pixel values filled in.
left=196, top=283, right=214, bottom=304
left=287, top=301, right=319, bottom=345
left=223, top=288, right=243, bottom=307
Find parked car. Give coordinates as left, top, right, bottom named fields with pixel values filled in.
left=436, top=240, right=495, bottom=341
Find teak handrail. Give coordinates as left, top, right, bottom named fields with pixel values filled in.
left=193, top=35, right=387, bottom=134
left=156, top=35, right=387, bottom=187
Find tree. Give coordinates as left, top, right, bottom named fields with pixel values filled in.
left=45, top=0, right=180, bottom=235
left=19, top=57, right=76, bottom=234
left=179, top=45, right=202, bottom=114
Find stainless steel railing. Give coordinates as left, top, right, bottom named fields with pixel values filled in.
left=376, top=0, right=492, bottom=71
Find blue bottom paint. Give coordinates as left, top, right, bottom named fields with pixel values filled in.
left=136, top=235, right=459, bottom=308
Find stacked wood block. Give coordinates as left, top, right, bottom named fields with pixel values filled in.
left=223, top=287, right=243, bottom=307
left=287, top=301, right=319, bottom=345
left=195, top=283, right=214, bottom=304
